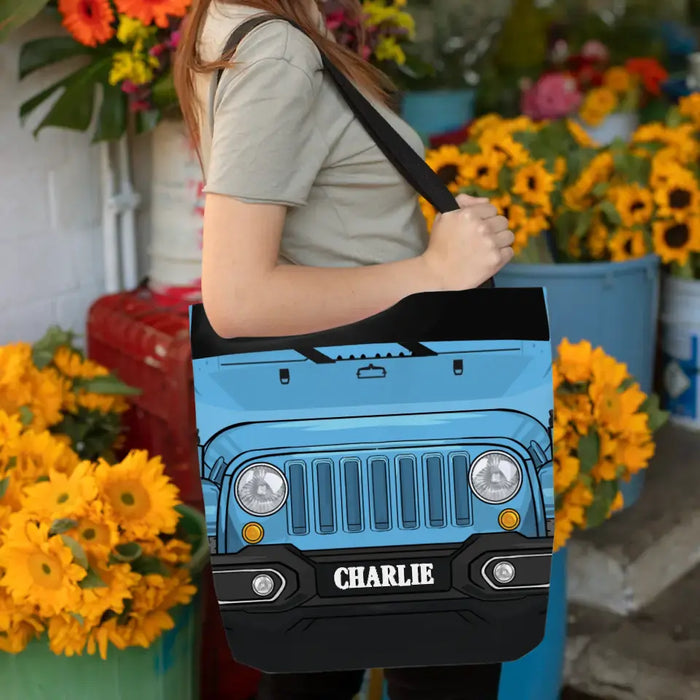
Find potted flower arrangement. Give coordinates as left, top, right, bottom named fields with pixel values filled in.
left=497, top=338, right=668, bottom=700
left=0, top=331, right=207, bottom=699
left=520, top=45, right=669, bottom=145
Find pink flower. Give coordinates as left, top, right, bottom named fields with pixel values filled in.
left=581, top=40, right=609, bottom=63
left=520, top=73, right=582, bottom=120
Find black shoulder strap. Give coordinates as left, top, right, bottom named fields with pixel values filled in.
left=215, top=14, right=459, bottom=215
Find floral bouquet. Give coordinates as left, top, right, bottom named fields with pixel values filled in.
left=521, top=49, right=669, bottom=127
left=324, top=0, right=415, bottom=68
left=0, top=327, right=139, bottom=461
left=0, top=410, right=201, bottom=657
left=11, top=0, right=189, bottom=140
left=552, top=340, right=668, bottom=551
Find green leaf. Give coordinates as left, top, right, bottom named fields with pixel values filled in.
left=60, top=535, right=89, bottom=569
left=79, top=567, right=108, bottom=589
left=599, top=200, right=622, bottom=227
left=591, top=182, right=609, bottom=198
left=460, top=141, right=482, bottom=155
left=0, top=477, right=9, bottom=500
left=497, top=166, right=511, bottom=193
left=92, top=82, right=127, bottom=143
left=641, top=393, right=670, bottom=433
left=117, top=597, right=133, bottom=625
left=49, top=518, right=79, bottom=536
left=18, top=405, right=33, bottom=426
left=32, top=326, right=77, bottom=369
left=19, top=75, right=71, bottom=124
left=573, top=209, right=594, bottom=239
left=0, top=0, right=50, bottom=42
left=135, top=109, right=161, bottom=135
left=71, top=612, right=85, bottom=624
left=111, top=542, right=143, bottom=563
left=19, top=37, right=93, bottom=80
left=151, top=73, right=177, bottom=110
left=73, top=374, right=141, bottom=396
left=131, top=556, right=171, bottom=577
left=5, top=456, right=17, bottom=471
left=578, top=430, right=600, bottom=473
left=27, top=57, right=112, bottom=137
left=666, top=107, right=684, bottom=129
left=586, top=480, right=618, bottom=529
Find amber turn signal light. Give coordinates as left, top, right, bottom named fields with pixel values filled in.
left=242, top=522, right=264, bottom=544
left=498, top=509, right=520, bottom=531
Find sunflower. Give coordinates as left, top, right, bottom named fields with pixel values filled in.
left=579, top=87, right=618, bottom=127
left=462, top=150, right=504, bottom=191
left=0, top=520, right=86, bottom=617
left=609, top=184, right=654, bottom=227
left=512, top=161, right=555, bottom=212
left=586, top=220, right=610, bottom=260
left=0, top=588, right=43, bottom=654
left=633, top=123, right=699, bottom=165
left=566, top=119, right=597, bottom=148
left=556, top=338, right=594, bottom=384
left=553, top=157, right=567, bottom=182
left=608, top=229, right=647, bottom=262
left=75, top=391, right=130, bottom=414
left=468, top=113, right=504, bottom=139
left=654, top=168, right=700, bottom=221
left=603, top=66, right=633, bottom=94
left=679, top=93, right=700, bottom=126
left=79, top=562, right=141, bottom=623
left=96, top=450, right=181, bottom=539
left=47, top=613, right=92, bottom=657
left=514, top=211, right=549, bottom=253
left=477, top=130, right=530, bottom=167
left=58, top=0, right=115, bottom=47
left=53, top=346, right=109, bottom=381
left=425, top=146, right=469, bottom=193
left=68, top=505, right=119, bottom=558
left=114, top=0, right=192, bottom=29
left=652, top=216, right=700, bottom=265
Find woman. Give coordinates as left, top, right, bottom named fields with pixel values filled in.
left=175, top=1, right=515, bottom=698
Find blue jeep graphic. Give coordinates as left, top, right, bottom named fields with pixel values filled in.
left=190, top=288, right=554, bottom=673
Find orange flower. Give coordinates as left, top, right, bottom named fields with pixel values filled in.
left=625, top=58, right=668, bottom=97
left=115, top=0, right=192, bottom=28
left=58, top=0, right=115, bottom=47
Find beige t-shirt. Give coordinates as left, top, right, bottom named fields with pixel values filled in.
left=196, top=3, right=429, bottom=267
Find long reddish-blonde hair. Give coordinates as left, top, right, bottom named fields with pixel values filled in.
left=174, top=0, right=395, bottom=152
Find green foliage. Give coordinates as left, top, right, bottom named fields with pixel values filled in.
left=32, top=325, right=77, bottom=369
left=0, top=0, right=50, bottom=42
left=577, top=430, right=600, bottom=474
left=585, top=480, right=619, bottom=529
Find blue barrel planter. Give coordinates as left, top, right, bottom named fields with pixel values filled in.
left=498, top=547, right=568, bottom=700
left=400, top=89, right=476, bottom=143
left=496, top=255, right=661, bottom=507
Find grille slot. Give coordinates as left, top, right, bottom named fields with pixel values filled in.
left=397, top=455, right=418, bottom=529
left=287, top=461, right=308, bottom=535
left=341, top=458, right=363, bottom=532
left=424, top=454, right=446, bottom=527
left=451, top=453, right=471, bottom=526
left=314, top=459, right=336, bottom=533
left=369, top=457, right=391, bottom=530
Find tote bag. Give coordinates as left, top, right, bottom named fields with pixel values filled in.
left=190, top=14, right=554, bottom=674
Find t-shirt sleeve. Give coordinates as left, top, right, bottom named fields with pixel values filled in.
left=204, top=56, right=328, bottom=207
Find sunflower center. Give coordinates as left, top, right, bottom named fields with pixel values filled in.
left=27, top=553, right=63, bottom=590
left=82, top=528, right=96, bottom=540
left=527, top=176, right=537, bottom=190
left=436, top=165, right=459, bottom=185
left=477, top=166, right=490, bottom=178
left=665, top=223, right=690, bottom=249
left=630, top=201, right=645, bottom=212
left=669, top=188, right=691, bottom=209
left=623, top=238, right=634, bottom=255
left=502, top=206, right=510, bottom=219
left=107, top=480, right=151, bottom=519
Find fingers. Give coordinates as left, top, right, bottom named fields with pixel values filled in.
left=493, top=228, right=515, bottom=249
left=487, top=215, right=509, bottom=233
left=456, top=193, right=489, bottom=208
left=461, top=202, right=499, bottom=220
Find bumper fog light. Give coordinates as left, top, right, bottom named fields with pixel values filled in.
left=493, top=560, right=516, bottom=584
left=252, top=573, right=275, bottom=597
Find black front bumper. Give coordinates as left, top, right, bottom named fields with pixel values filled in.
left=211, top=532, right=553, bottom=673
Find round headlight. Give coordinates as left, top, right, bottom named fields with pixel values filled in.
left=235, top=463, right=288, bottom=516
left=469, top=451, right=522, bottom=504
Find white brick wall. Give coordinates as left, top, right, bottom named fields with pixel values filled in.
left=0, top=17, right=106, bottom=347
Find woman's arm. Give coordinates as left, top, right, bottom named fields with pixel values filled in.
left=202, top=193, right=512, bottom=338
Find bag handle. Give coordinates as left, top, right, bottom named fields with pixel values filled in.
left=216, top=14, right=459, bottom=214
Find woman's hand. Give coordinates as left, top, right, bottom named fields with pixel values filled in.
left=421, top=194, right=514, bottom=290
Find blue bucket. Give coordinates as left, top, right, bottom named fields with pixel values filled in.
left=400, top=89, right=476, bottom=142
left=498, top=547, right=568, bottom=700
left=377, top=550, right=568, bottom=700
left=496, top=255, right=661, bottom=506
